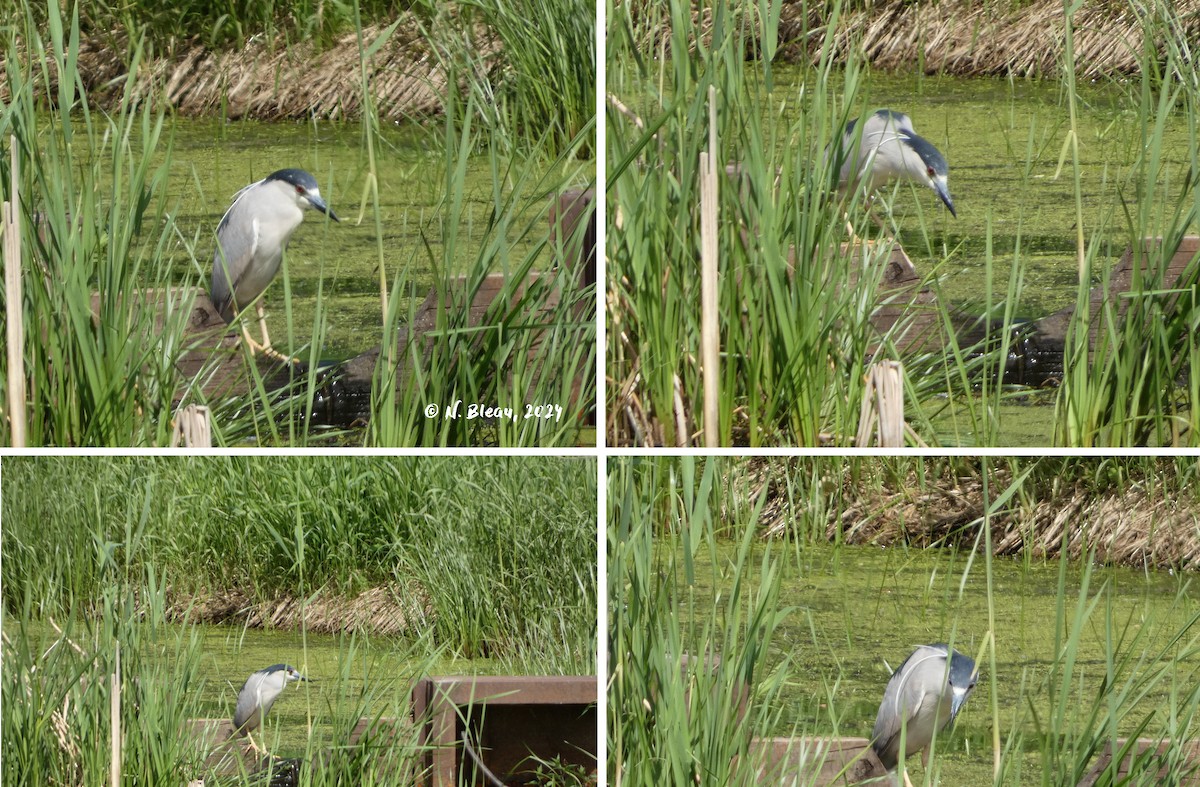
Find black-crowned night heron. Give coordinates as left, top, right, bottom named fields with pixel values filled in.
left=211, top=169, right=339, bottom=359
left=232, top=663, right=308, bottom=755
left=871, top=644, right=976, bottom=786
left=828, top=110, right=956, bottom=233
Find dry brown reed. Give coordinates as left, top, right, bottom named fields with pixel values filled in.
left=742, top=459, right=1200, bottom=571
left=163, top=581, right=433, bottom=636
left=2, top=17, right=501, bottom=120
left=637, top=0, right=1200, bottom=78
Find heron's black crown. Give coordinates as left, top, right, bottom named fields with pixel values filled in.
left=899, top=131, right=950, bottom=177
left=936, top=645, right=976, bottom=689
left=263, top=169, right=320, bottom=193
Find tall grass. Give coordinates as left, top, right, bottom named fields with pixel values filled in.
left=1, top=5, right=190, bottom=446
left=3, top=582, right=208, bottom=785
left=366, top=0, right=596, bottom=446
left=369, top=93, right=597, bottom=447
left=607, top=0, right=1015, bottom=446
left=1054, top=0, right=1200, bottom=447
left=411, top=0, right=595, bottom=159
left=608, top=0, right=1198, bottom=447
left=609, top=457, right=795, bottom=785
left=609, top=456, right=1200, bottom=785
left=2, top=456, right=597, bottom=671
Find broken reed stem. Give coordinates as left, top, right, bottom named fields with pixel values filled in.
left=700, top=85, right=719, bottom=448
left=856, top=361, right=905, bottom=447
left=171, top=404, right=213, bottom=447
left=4, top=136, right=25, bottom=447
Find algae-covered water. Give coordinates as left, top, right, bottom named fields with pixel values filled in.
left=675, top=540, right=1197, bottom=785
left=136, top=117, right=589, bottom=359
left=610, top=65, right=1197, bottom=445
left=6, top=617, right=574, bottom=759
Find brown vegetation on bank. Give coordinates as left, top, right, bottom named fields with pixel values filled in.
left=5, top=16, right=499, bottom=120
left=779, top=0, right=1199, bottom=77
left=742, top=459, right=1200, bottom=570
left=163, top=580, right=433, bottom=635
left=639, top=0, right=1199, bottom=78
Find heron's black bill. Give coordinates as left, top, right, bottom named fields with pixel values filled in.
left=309, top=194, right=339, bottom=222
left=934, top=182, right=957, bottom=218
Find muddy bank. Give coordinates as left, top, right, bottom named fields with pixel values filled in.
left=741, top=459, right=1200, bottom=571
left=5, top=15, right=498, bottom=120
left=655, top=0, right=1199, bottom=77
left=161, top=580, right=433, bottom=635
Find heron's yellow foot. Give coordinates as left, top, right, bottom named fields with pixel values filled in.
left=244, top=731, right=273, bottom=759
left=237, top=325, right=299, bottom=365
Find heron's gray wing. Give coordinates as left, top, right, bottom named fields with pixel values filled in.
left=210, top=184, right=262, bottom=323
left=216, top=180, right=259, bottom=235
left=233, top=672, right=263, bottom=732
left=871, top=666, right=907, bottom=768
left=860, top=111, right=905, bottom=153
left=871, top=648, right=943, bottom=768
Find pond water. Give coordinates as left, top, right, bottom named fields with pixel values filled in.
left=145, top=118, right=591, bottom=359
left=7, top=618, right=565, bottom=758
left=609, top=64, right=1197, bottom=445
left=674, top=539, right=1197, bottom=785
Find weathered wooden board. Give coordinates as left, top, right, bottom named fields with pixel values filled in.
left=412, top=675, right=598, bottom=787
left=1078, top=737, right=1200, bottom=786
left=746, top=736, right=890, bottom=785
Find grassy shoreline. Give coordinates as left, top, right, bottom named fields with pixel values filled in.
left=606, top=0, right=1199, bottom=447
left=2, top=456, right=598, bottom=666
left=609, top=456, right=1200, bottom=786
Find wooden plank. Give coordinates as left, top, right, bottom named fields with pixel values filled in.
left=412, top=675, right=598, bottom=787
left=746, top=736, right=890, bottom=785
left=1078, top=737, right=1200, bottom=786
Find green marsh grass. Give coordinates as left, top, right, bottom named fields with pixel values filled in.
left=412, top=0, right=595, bottom=159
left=609, top=456, right=1200, bottom=785
left=3, top=0, right=596, bottom=447
left=4, top=456, right=596, bottom=784
left=2, top=456, right=598, bottom=672
left=370, top=94, right=597, bottom=447
left=1054, top=0, right=1200, bottom=447
left=2, top=5, right=188, bottom=446
left=607, top=0, right=1199, bottom=447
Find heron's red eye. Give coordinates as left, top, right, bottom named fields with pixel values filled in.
left=296, top=185, right=305, bottom=195
left=927, top=166, right=935, bottom=178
